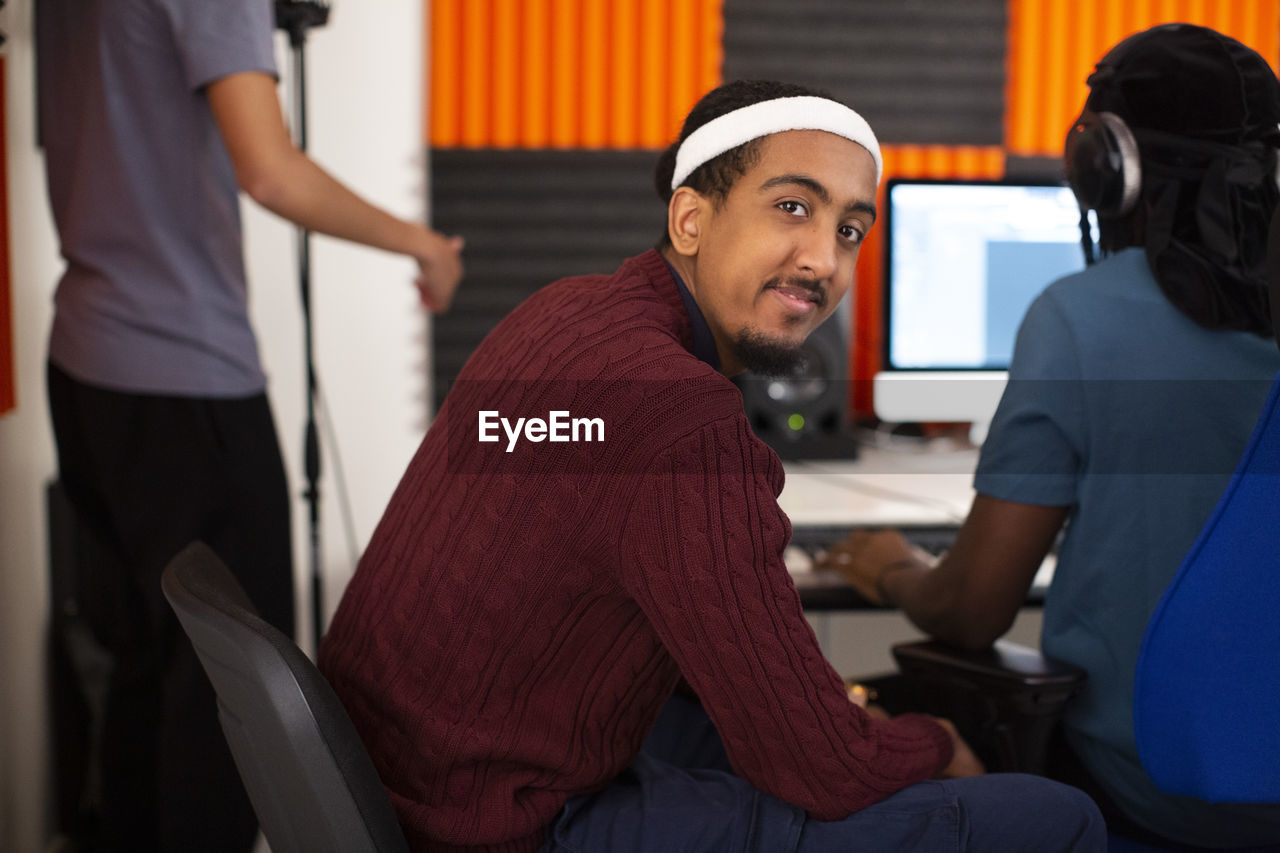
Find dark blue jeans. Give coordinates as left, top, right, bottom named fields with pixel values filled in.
left=541, top=693, right=1105, bottom=852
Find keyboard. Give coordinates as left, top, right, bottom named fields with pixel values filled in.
left=787, top=524, right=962, bottom=566
left=786, top=524, right=1055, bottom=610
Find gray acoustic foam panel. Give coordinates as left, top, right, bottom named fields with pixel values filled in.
left=428, top=149, right=665, bottom=413
left=723, top=0, right=1007, bottom=145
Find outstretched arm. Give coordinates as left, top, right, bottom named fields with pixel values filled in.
left=820, top=495, right=1068, bottom=650
left=205, top=70, right=463, bottom=312
left=616, top=410, right=960, bottom=820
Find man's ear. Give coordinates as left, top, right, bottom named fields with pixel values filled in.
left=667, top=187, right=705, bottom=256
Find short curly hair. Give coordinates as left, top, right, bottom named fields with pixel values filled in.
left=653, top=80, right=838, bottom=249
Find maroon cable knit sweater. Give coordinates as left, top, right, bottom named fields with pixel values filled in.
left=318, top=250, right=953, bottom=853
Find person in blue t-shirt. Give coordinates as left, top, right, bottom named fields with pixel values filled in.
left=822, top=23, right=1280, bottom=849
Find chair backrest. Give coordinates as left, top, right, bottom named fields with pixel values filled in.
left=1133, top=208, right=1280, bottom=803
left=161, top=542, right=409, bottom=853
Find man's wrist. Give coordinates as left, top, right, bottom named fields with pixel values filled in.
left=874, top=558, right=920, bottom=605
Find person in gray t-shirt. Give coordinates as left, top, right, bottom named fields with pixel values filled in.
left=37, top=2, right=462, bottom=851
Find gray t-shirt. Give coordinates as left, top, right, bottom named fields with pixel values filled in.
left=38, top=0, right=276, bottom=396
left=976, top=248, right=1280, bottom=847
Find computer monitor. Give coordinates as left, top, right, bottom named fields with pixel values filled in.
left=873, top=178, right=1087, bottom=438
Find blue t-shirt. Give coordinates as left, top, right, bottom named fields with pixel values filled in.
left=38, top=0, right=277, bottom=396
left=975, top=248, right=1280, bottom=846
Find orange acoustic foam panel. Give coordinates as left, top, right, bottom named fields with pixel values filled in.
left=428, top=0, right=723, bottom=149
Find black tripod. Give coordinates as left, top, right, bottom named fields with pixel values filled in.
left=276, top=0, right=331, bottom=652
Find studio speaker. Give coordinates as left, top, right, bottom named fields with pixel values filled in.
left=735, top=299, right=858, bottom=459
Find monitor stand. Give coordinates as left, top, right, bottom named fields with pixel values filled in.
left=872, top=370, right=1007, bottom=447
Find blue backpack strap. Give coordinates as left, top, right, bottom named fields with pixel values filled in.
left=1134, top=374, right=1280, bottom=801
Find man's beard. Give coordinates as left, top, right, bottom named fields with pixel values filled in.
left=732, top=328, right=809, bottom=377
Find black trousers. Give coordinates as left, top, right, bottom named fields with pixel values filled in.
left=47, top=362, right=296, bottom=853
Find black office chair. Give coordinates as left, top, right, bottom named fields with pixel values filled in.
left=161, top=541, right=409, bottom=853
left=888, top=638, right=1086, bottom=776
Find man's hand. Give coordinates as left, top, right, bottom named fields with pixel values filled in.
left=846, top=684, right=981, bottom=774
left=415, top=233, right=465, bottom=313
left=931, top=717, right=985, bottom=778
left=816, top=529, right=934, bottom=605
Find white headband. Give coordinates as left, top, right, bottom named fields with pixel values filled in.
left=670, top=96, right=883, bottom=190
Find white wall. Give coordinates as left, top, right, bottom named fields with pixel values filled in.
left=0, top=2, right=430, bottom=849
left=0, top=2, right=61, bottom=849
left=250, top=1, right=433, bottom=647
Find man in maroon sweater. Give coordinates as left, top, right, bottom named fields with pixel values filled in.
left=319, top=80, right=1104, bottom=852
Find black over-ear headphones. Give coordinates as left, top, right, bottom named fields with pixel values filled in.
left=1067, top=107, right=1280, bottom=269
left=1066, top=111, right=1142, bottom=217
left=1068, top=111, right=1280, bottom=218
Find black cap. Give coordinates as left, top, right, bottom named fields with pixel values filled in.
left=1086, top=23, right=1280, bottom=147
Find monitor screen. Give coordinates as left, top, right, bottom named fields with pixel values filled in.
left=874, top=179, right=1088, bottom=432
left=883, top=179, right=1086, bottom=371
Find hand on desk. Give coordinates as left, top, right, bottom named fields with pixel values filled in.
left=815, top=529, right=936, bottom=606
